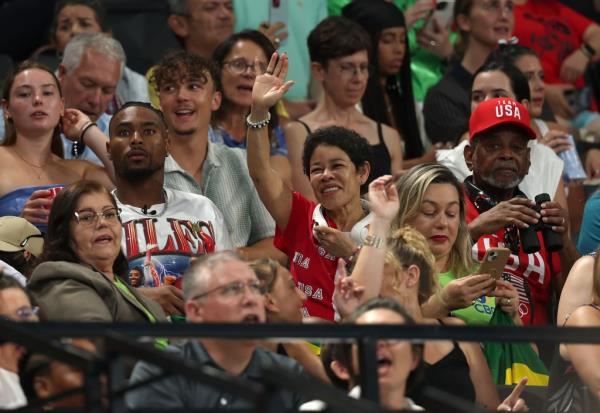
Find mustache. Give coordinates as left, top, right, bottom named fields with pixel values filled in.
left=491, top=162, right=518, bottom=172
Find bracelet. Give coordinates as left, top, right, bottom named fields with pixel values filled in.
left=581, top=42, right=596, bottom=59
left=79, top=121, right=97, bottom=143
left=246, top=112, right=271, bottom=129
left=363, top=234, right=385, bottom=249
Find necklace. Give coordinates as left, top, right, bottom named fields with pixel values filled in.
left=13, top=148, right=50, bottom=179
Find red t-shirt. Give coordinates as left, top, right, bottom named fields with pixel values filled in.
left=275, top=192, right=339, bottom=321
left=465, top=191, right=560, bottom=325
left=513, top=0, right=592, bottom=88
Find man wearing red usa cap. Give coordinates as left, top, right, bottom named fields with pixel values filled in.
left=462, top=98, right=577, bottom=334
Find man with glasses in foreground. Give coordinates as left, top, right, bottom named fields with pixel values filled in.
left=127, top=251, right=306, bottom=410
left=0, top=273, right=38, bottom=409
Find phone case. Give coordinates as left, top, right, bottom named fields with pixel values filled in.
left=479, top=247, right=510, bottom=280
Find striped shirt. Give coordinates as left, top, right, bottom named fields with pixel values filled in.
left=164, top=142, right=275, bottom=247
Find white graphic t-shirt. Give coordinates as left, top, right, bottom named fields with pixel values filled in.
left=115, top=188, right=233, bottom=288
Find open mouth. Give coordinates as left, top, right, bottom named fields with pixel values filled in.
left=31, top=111, right=48, bottom=118
left=174, top=108, right=195, bottom=120
left=241, top=314, right=260, bottom=323
left=95, top=234, right=113, bottom=243
left=321, top=186, right=341, bottom=195
left=377, top=356, right=392, bottom=375
left=237, top=85, right=253, bottom=93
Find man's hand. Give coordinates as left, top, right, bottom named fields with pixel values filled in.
left=560, top=49, right=589, bottom=84
left=440, top=273, right=496, bottom=310
left=313, top=226, right=356, bottom=258
left=137, top=286, right=184, bottom=316
left=540, top=200, right=569, bottom=236
left=469, top=197, right=539, bottom=241
left=21, top=189, right=53, bottom=225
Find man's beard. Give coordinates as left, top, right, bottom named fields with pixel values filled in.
left=120, top=164, right=161, bottom=181
left=480, top=172, right=523, bottom=189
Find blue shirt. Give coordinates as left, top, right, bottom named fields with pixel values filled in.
left=578, top=190, right=600, bottom=254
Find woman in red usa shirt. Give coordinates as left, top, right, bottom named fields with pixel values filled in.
left=246, top=52, right=377, bottom=321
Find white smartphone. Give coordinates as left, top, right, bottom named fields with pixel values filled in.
left=268, top=0, right=289, bottom=47
left=425, top=0, right=455, bottom=31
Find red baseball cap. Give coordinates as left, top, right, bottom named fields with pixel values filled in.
left=469, top=98, right=536, bottom=142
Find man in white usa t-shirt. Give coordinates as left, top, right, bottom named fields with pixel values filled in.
left=108, top=102, right=232, bottom=316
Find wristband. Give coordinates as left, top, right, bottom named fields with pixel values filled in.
left=246, top=112, right=271, bottom=129
left=79, top=121, right=97, bottom=143
left=581, top=42, right=596, bottom=59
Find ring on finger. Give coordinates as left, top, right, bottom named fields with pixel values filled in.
left=561, top=217, right=565, bottom=225
left=429, top=40, right=437, bottom=47
left=274, top=37, right=281, bottom=47
left=506, top=298, right=511, bottom=305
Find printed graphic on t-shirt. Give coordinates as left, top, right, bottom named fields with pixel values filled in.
left=122, top=217, right=216, bottom=288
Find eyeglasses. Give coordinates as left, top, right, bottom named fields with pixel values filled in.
left=479, top=0, right=513, bottom=14
left=223, top=58, right=268, bottom=75
left=74, top=208, right=121, bottom=226
left=0, top=306, right=40, bottom=321
left=191, top=279, right=265, bottom=301
left=337, top=63, right=371, bottom=79
left=19, top=233, right=43, bottom=248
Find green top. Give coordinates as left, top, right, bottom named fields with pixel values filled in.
left=328, top=0, right=457, bottom=102
left=438, top=270, right=496, bottom=325
left=113, top=276, right=168, bottom=349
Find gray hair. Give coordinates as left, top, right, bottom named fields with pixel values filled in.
left=62, top=32, right=126, bottom=78
left=167, top=0, right=189, bottom=15
left=183, top=251, right=245, bottom=301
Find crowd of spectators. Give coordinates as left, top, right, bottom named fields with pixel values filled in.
left=3, top=0, right=600, bottom=411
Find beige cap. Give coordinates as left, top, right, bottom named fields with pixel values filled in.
left=0, top=216, right=44, bottom=257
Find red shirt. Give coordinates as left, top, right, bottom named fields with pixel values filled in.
left=465, top=190, right=560, bottom=325
left=275, top=192, right=338, bottom=321
left=513, top=0, right=592, bottom=88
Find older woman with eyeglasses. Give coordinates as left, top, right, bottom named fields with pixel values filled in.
left=28, top=180, right=165, bottom=323
left=211, top=30, right=292, bottom=185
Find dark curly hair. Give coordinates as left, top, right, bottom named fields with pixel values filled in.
left=152, top=51, right=220, bottom=93
left=302, top=126, right=373, bottom=177
left=307, top=16, right=371, bottom=66
left=36, top=180, right=128, bottom=277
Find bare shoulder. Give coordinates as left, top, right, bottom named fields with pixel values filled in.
left=283, top=119, right=310, bottom=137
left=565, top=304, right=600, bottom=327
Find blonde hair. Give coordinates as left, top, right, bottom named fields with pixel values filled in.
left=392, top=164, right=473, bottom=277
left=249, top=258, right=281, bottom=294
left=386, top=226, right=438, bottom=304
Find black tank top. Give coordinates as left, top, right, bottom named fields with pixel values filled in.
left=296, top=121, right=392, bottom=194
left=408, top=321, right=476, bottom=413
